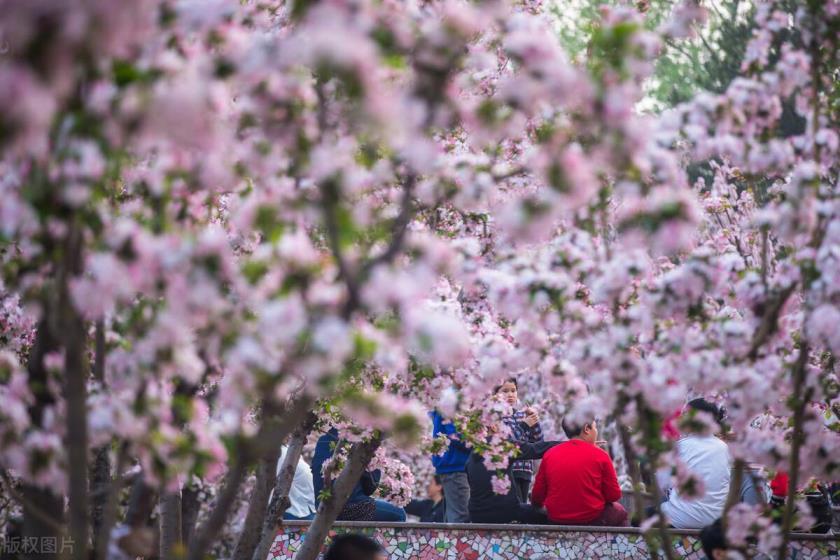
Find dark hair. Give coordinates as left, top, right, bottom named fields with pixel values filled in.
left=493, top=378, right=518, bottom=394
left=324, top=534, right=385, bottom=560
left=561, top=416, right=593, bottom=439
left=433, top=474, right=442, bottom=485
left=699, top=519, right=727, bottom=559
left=687, top=398, right=725, bottom=424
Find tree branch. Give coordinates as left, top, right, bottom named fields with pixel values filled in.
left=187, top=396, right=313, bottom=560
left=746, top=283, right=797, bottom=361
left=293, top=437, right=382, bottom=560
left=251, top=412, right=318, bottom=560
left=362, top=174, right=417, bottom=275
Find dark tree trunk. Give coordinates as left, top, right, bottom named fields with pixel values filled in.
left=20, top=486, right=65, bottom=560
left=293, top=437, right=381, bottom=560
left=90, top=320, right=111, bottom=556
left=251, top=413, right=316, bottom=560
left=180, top=483, right=201, bottom=547
left=21, top=320, right=65, bottom=560
left=90, top=447, right=111, bottom=548
left=125, top=477, right=157, bottom=529
left=93, top=444, right=128, bottom=560
left=160, top=488, right=183, bottom=559
left=232, top=451, right=280, bottom=560
left=59, top=221, right=90, bottom=560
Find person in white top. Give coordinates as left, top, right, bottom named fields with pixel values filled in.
left=273, top=445, right=317, bottom=520
left=659, top=398, right=732, bottom=529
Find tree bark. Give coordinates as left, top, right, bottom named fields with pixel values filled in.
left=251, top=413, right=317, bottom=560
left=181, top=482, right=202, bottom=547
left=778, top=345, right=811, bottom=560
left=617, top=423, right=661, bottom=560
left=90, top=321, right=111, bottom=556
left=21, top=319, right=65, bottom=560
left=59, top=220, right=90, bottom=560
left=722, top=459, right=745, bottom=531
left=293, top=437, right=381, bottom=560
left=160, top=487, right=183, bottom=560
left=232, top=452, right=280, bottom=560
left=642, top=461, right=677, bottom=560
left=94, top=443, right=128, bottom=560
left=125, top=477, right=157, bottom=529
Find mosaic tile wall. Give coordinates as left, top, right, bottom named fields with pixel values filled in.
left=269, top=525, right=838, bottom=560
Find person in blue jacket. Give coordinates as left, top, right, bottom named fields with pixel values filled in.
left=311, top=428, right=406, bottom=521
left=430, top=411, right=471, bottom=523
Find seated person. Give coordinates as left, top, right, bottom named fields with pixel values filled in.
left=468, top=437, right=559, bottom=524
left=324, top=534, right=388, bottom=560
left=531, top=417, right=628, bottom=526
left=311, top=428, right=406, bottom=522
left=659, top=398, right=731, bottom=529
left=273, top=445, right=317, bottom=520
left=405, top=475, right=445, bottom=522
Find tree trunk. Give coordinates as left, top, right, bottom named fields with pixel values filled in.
left=89, top=446, right=111, bottom=546
left=251, top=413, right=316, bottom=560
left=90, top=321, right=111, bottom=556
left=22, top=319, right=65, bottom=560
left=59, top=220, right=90, bottom=560
left=778, top=346, right=811, bottom=560
left=94, top=443, right=128, bottom=560
left=232, top=452, right=280, bottom=560
left=20, top=485, right=65, bottom=560
left=293, top=437, right=381, bottom=560
left=181, top=483, right=202, bottom=547
left=617, top=423, right=661, bottom=560
left=722, top=459, right=745, bottom=531
left=160, top=488, right=183, bottom=560
left=125, top=477, right=157, bottom=529
left=187, top=397, right=312, bottom=560
left=187, top=454, right=248, bottom=560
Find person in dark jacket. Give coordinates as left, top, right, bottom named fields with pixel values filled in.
left=311, top=428, right=406, bottom=521
left=431, top=411, right=471, bottom=522
left=405, top=475, right=446, bottom=522
left=467, top=440, right=559, bottom=524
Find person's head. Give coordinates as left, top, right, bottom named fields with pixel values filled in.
left=699, top=519, right=728, bottom=560
left=686, top=398, right=724, bottom=422
left=494, top=378, right=519, bottom=406
left=428, top=475, right=443, bottom=502
left=562, top=416, right=598, bottom=443
left=324, top=534, right=387, bottom=560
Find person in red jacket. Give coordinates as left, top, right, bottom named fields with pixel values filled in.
left=531, top=417, right=628, bottom=526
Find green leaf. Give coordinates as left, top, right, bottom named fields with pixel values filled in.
left=255, top=205, right=285, bottom=243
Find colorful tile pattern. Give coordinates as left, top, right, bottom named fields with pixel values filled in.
left=268, top=525, right=838, bottom=559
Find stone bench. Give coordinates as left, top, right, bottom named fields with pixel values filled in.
left=270, top=521, right=839, bottom=559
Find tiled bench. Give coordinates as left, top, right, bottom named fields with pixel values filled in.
left=270, top=521, right=839, bottom=559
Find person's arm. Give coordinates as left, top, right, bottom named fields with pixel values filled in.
left=517, top=441, right=560, bottom=461
left=437, top=414, right=471, bottom=453
left=601, top=457, right=622, bottom=503
left=449, top=433, right=470, bottom=453
left=531, top=459, right=548, bottom=508
left=405, top=499, right=432, bottom=518
left=526, top=421, right=544, bottom=443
